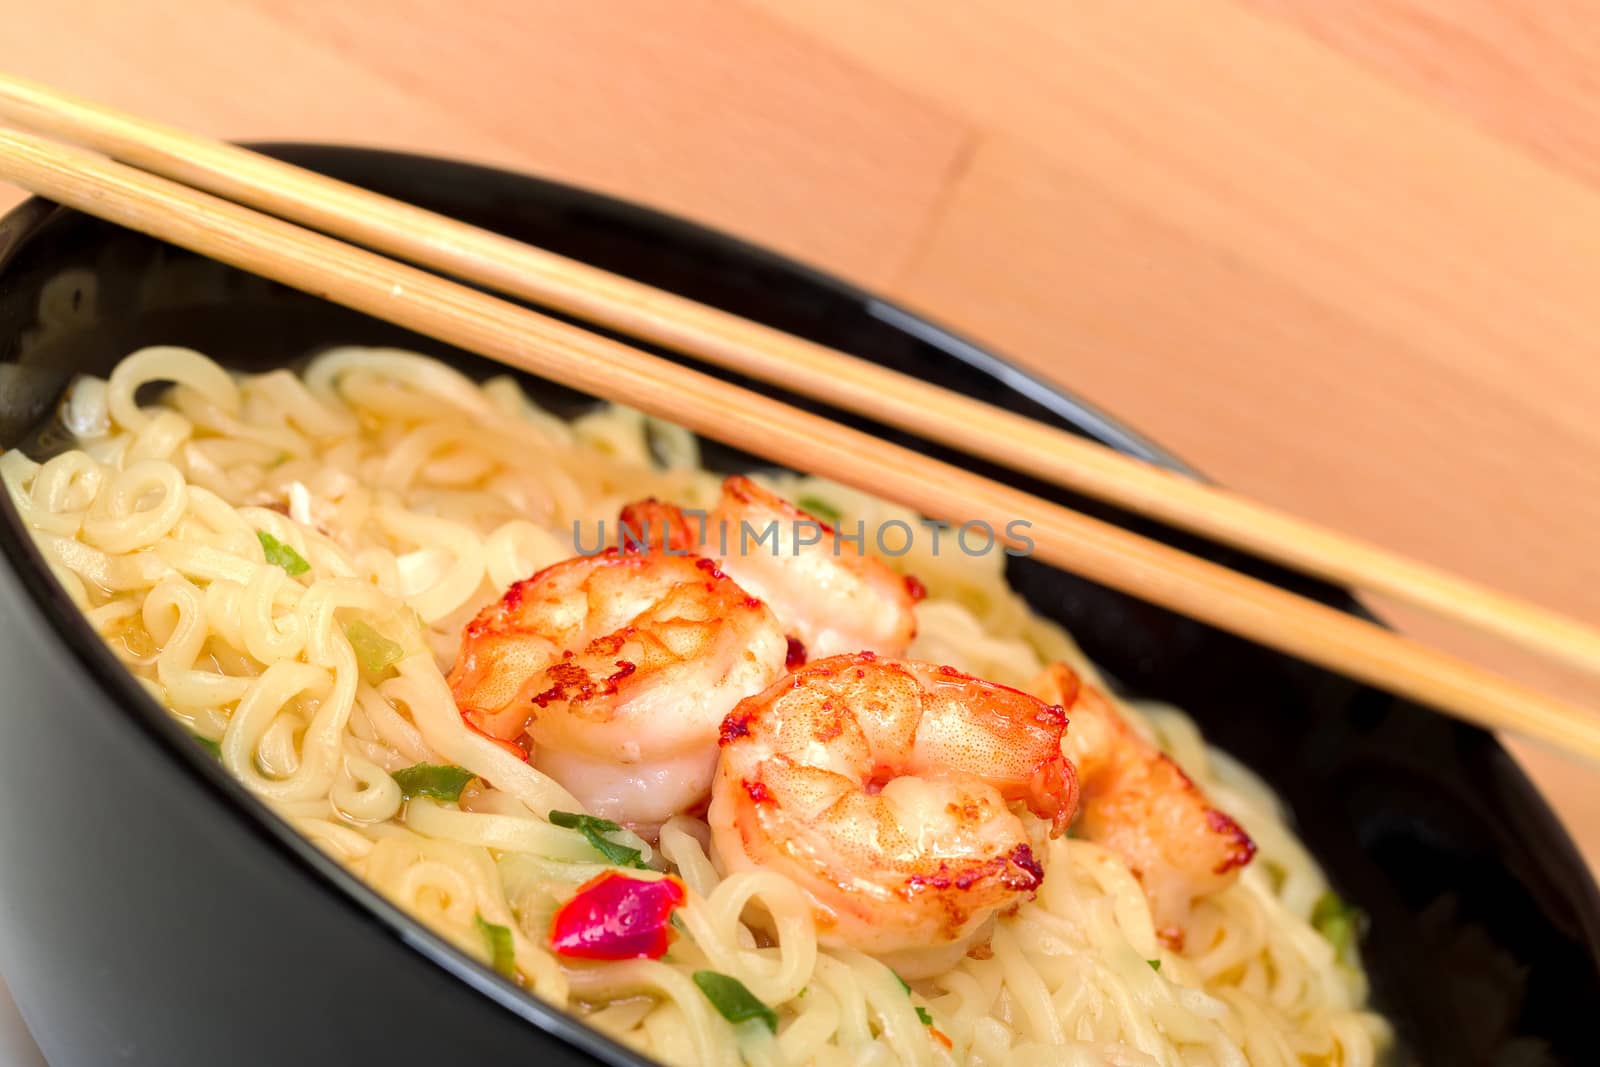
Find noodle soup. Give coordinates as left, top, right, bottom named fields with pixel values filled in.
left=0, top=345, right=1390, bottom=1066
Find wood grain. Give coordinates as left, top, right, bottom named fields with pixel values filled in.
left=1241, top=0, right=1600, bottom=187
left=250, top=0, right=971, bottom=285
left=0, top=0, right=969, bottom=285
left=0, top=0, right=1593, bottom=866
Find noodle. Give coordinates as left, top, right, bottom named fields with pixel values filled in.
left=0, top=345, right=1390, bottom=1066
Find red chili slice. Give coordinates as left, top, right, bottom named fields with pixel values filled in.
left=548, top=872, right=686, bottom=960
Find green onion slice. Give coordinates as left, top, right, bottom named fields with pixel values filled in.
left=1312, top=890, right=1365, bottom=959
left=256, top=530, right=310, bottom=575
left=474, top=914, right=516, bottom=978
left=392, top=763, right=476, bottom=802
left=345, top=618, right=405, bottom=675
left=550, top=810, right=648, bottom=869
left=692, top=970, right=777, bottom=1034
left=796, top=495, right=841, bottom=525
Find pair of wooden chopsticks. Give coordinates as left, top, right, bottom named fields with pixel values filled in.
left=0, top=73, right=1595, bottom=761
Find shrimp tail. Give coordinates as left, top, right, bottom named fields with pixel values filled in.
left=617, top=498, right=696, bottom=553
left=1029, top=661, right=1257, bottom=939
left=1030, top=756, right=1079, bottom=836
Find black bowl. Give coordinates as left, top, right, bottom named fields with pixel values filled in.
left=0, top=147, right=1595, bottom=1067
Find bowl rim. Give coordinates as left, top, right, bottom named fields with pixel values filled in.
left=1, top=142, right=1596, bottom=1061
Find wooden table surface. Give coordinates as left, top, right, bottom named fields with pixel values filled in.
left=1, top=2, right=1594, bottom=871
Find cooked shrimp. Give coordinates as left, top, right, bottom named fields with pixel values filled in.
left=709, top=654, right=1078, bottom=976
left=1028, top=663, right=1256, bottom=947
left=449, top=550, right=788, bottom=826
left=619, top=476, right=920, bottom=660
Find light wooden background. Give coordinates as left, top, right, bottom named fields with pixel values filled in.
left=0, top=2, right=1595, bottom=871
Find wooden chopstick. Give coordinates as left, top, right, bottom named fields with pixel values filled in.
left=0, top=74, right=1595, bottom=680
left=0, top=126, right=1597, bottom=764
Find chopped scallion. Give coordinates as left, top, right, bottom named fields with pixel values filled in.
left=392, top=763, right=476, bottom=802
left=344, top=619, right=405, bottom=675
left=550, top=809, right=648, bottom=869
left=474, top=914, right=516, bottom=978
left=796, top=495, right=841, bottom=525
left=693, top=970, right=777, bottom=1034
left=549, top=810, right=623, bottom=833
left=1312, top=890, right=1364, bottom=960
left=256, top=530, right=309, bottom=575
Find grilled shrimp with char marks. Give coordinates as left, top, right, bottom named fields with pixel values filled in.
left=710, top=653, right=1078, bottom=977
left=1029, top=663, right=1256, bottom=948
left=448, top=549, right=787, bottom=827
left=620, top=475, right=920, bottom=660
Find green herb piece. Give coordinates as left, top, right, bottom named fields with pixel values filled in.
left=392, top=763, right=476, bottom=802
left=474, top=914, right=516, bottom=978
left=693, top=970, right=777, bottom=1034
left=345, top=619, right=405, bottom=675
left=892, top=969, right=931, bottom=1024
left=550, top=810, right=623, bottom=833
left=256, top=530, right=310, bottom=575
left=189, top=732, right=221, bottom=758
left=1312, top=890, right=1364, bottom=959
left=1147, top=959, right=1161, bottom=972
left=796, top=495, right=841, bottom=525
left=550, top=809, right=649, bottom=869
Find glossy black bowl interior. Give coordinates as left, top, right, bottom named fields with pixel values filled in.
left=0, top=147, right=1596, bottom=1066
